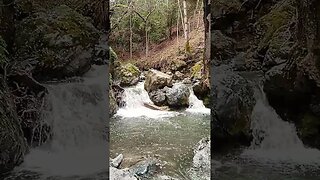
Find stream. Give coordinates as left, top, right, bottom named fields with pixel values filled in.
left=110, top=82, right=211, bottom=179
left=213, top=86, right=320, bottom=179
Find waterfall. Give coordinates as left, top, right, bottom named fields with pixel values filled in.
left=116, top=82, right=179, bottom=119
left=186, top=88, right=210, bottom=114
left=116, top=82, right=210, bottom=119
left=242, top=87, right=320, bottom=165
left=18, top=65, right=108, bottom=177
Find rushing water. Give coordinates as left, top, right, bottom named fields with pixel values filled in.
left=4, top=65, right=109, bottom=180
left=213, top=86, right=320, bottom=179
left=110, top=82, right=210, bottom=179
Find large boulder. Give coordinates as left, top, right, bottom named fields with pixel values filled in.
left=166, top=83, right=190, bottom=108
left=212, top=30, right=236, bottom=65
left=114, top=63, right=141, bottom=87
left=13, top=5, right=103, bottom=81
left=144, top=69, right=173, bottom=92
left=0, top=75, right=28, bottom=173
left=212, top=66, right=256, bottom=146
left=148, top=89, right=167, bottom=106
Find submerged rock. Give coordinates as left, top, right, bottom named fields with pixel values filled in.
left=110, top=167, right=137, bottom=180
left=129, top=158, right=160, bottom=178
left=144, top=69, right=173, bottom=92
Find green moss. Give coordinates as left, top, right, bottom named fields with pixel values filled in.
left=257, top=0, right=295, bottom=50
left=300, top=113, right=320, bottom=138
left=123, top=63, right=140, bottom=77
left=191, top=61, right=203, bottom=79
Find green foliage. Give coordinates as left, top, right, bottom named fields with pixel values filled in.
left=0, top=36, right=8, bottom=68
left=109, top=46, right=118, bottom=64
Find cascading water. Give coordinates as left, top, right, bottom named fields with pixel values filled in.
left=242, top=86, right=320, bottom=165
left=186, top=88, right=211, bottom=114
left=11, top=65, right=108, bottom=179
left=116, top=82, right=210, bottom=119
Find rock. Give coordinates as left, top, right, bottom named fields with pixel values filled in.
left=212, top=30, right=236, bottom=65
left=110, top=167, right=137, bottom=180
left=182, top=78, right=192, bottom=85
left=188, top=137, right=210, bottom=180
left=212, top=66, right=256, bottom=145
left=114, top=63, right=141, bottom=87
left=255, top=0, right=295, bottom=70
left=129, top=158, right=160, bottom=177
left=14, top=5, right=103, bottom=81
left=191, top=61, right=204, bottom=80
left=109, top=85, right=119, bottom=117
left=111, top=154, right=124, bottom=168
left=166, top=83, right=190, bottom=108
left=212, top=0, right=242, bottom=29
left=144, top=69, right=173, bottom=93
left=173, top=71, right=184, bottom=80
left=193, top=137, right=210, bottom=171
left=170, top=59, right=187, bottom=71
left=155, top=175, right=179, bottom=180
left=148, top=89, right=167, bottom=106
left=0, top=75, right=28, bottom=174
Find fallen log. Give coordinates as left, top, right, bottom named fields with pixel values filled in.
left=143, top=102, right=170, bottom=111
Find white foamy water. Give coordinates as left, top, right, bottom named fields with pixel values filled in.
left=116, top=82, right=180, bottom=119
left=242, top=87, right=320, bottom=165
left=16, top=65, right=108, bottom=177
left=186, top=88, right=211, bottom=114
left=116, top=82, right=210, bottom=119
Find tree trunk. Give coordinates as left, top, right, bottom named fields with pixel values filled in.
left=145, top=25, right=149, bottom=57
left=178, top=0, right=185, bottom=39
left=129, top=11, right=133, bottom=59
left=203, top=0, right=211, bottom=77
left=177, top=7, right=179, bottom=44
left=183, top=0, right=189, bottom=40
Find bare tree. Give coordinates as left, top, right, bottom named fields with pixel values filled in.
left=133, top=3, right=156, bottom=57
left=203, top=0, right=210, bottom=76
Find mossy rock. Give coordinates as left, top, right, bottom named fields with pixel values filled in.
left=191, top=61, right=204, bottom=80
left=212, top=0, right=242, bottom=18
left=257, top=0, right=295, bottom=52
left=14, top=5, right=102, bottom=81
left=114, top=63, right=141, bottom=87
left=170, top=59, right=187, bottom=71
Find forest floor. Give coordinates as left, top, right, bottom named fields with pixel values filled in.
left=133, top=26, right=205, bottom=71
